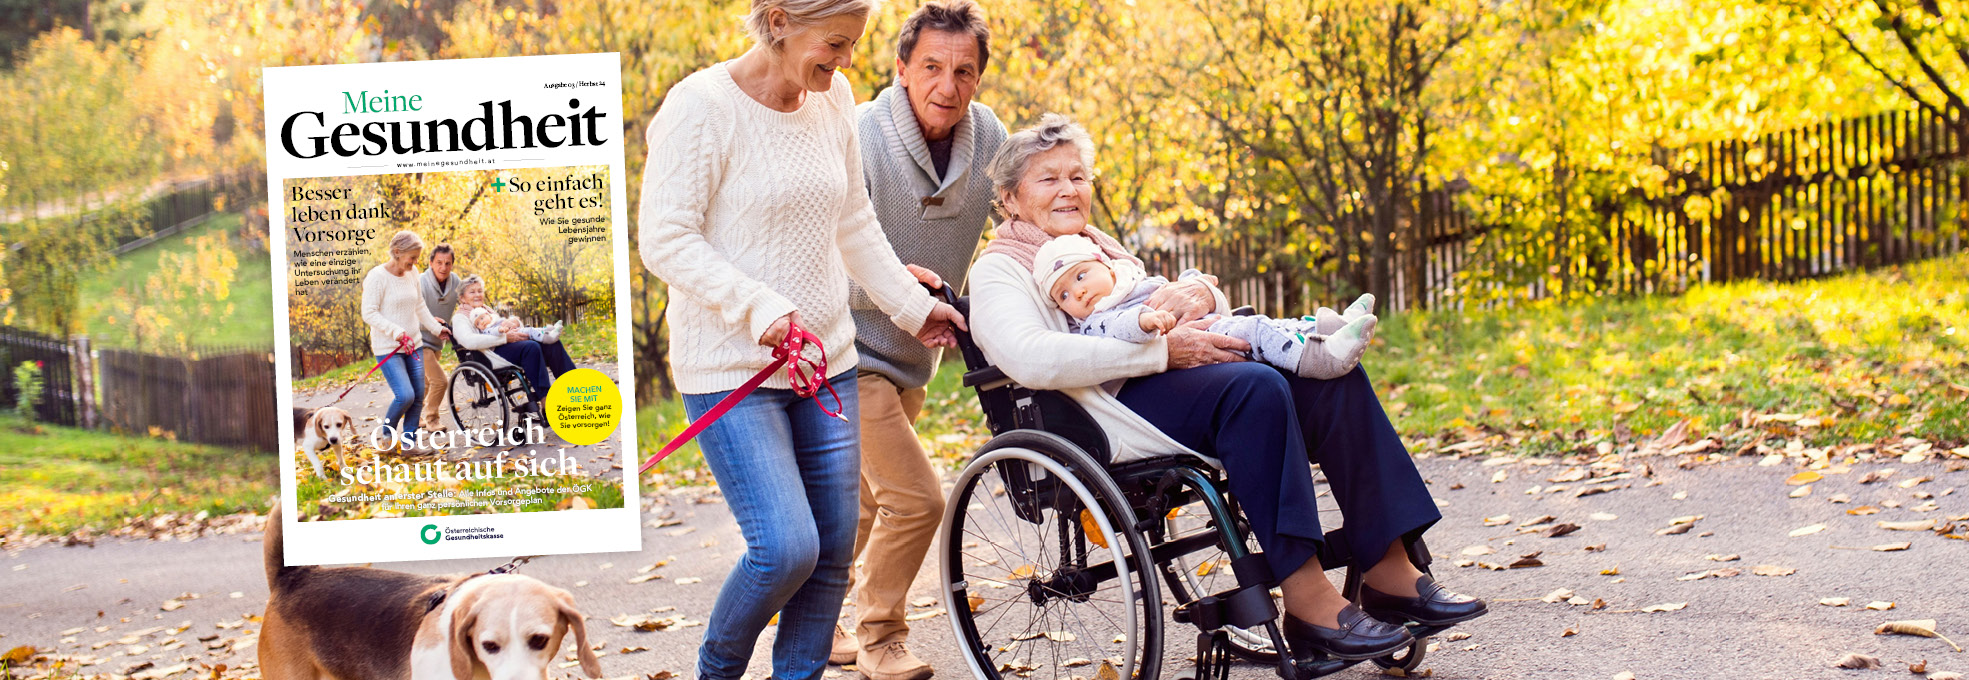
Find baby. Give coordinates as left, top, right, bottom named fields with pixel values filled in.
left=458, top=276, right=563, bottom=344
left=1035, top=235, right=1376, bottom=379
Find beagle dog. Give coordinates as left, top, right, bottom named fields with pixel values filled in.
left=258, top=507, right=602, bottom=680
left=293, top=407, right=355, bottom=479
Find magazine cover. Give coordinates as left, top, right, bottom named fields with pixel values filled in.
left=265, top=53, right=639, bottom=565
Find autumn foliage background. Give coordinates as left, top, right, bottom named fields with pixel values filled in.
left=0, top=0, right=1963, bottom=484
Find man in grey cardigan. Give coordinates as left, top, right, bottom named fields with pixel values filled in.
left=832, top=3, right=1006, bottom=679
left=417, top=244, right=462, bottom=431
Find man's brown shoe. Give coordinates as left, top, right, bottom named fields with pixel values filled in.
left=829, top=626, right=858, bottom=666
left=857, top=640, right=933, bottom=680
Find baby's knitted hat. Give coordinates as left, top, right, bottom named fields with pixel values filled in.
left=1034, top=235, right=1106, bottom=306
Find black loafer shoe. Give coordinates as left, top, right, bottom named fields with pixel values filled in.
left=1360, top=575, right=1489, bottom=626
left=1282, top=604, right=1415, bottom=661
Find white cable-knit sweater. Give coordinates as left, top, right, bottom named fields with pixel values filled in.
left=359, top=264, right=447, bottom=356
left=638, top=62, right=937, bottom=394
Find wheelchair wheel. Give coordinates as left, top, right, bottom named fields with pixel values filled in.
left=941, top=430, right=1162, bottom=680
left=449, top=363, right=508, bottom=432
left=1371, top=638, right=1428, bottom=672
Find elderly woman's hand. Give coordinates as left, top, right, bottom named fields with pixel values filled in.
left=504, top=328, right=530, bottom=343
left=915, top=301, right=967, bottom=348
left=1147, top=275, right=1221, bottom=324
left=1165, top=319, right=1249, bottom=369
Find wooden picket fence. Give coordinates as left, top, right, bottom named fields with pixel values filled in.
left=97, top=346, right=278, bottom=451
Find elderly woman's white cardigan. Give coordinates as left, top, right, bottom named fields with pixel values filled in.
left=967, top=251, right=1227, bottom=466
left=451, top=308, right=517, bottom=369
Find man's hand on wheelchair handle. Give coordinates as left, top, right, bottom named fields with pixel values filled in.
left=1166, top=319, right=1249, bottom=369
left=1146, top=276, right=1220, bottom=325
left=905, top=264, right=944, bottom=289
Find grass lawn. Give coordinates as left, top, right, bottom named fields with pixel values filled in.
left=77, top=212, right=275, bottom=350
left=1373, top=253, right=1968, bottom=455
left=633, top=253, right=1968, bottom=479
left=0, top=415, right=276, bottom=535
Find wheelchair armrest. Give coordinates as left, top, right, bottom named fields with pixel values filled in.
left=962, top=365, right=1012, bottom=390
left=1230, top=305, right=1256, bottom=316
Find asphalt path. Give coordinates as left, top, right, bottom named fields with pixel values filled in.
left=6, top=454, right=1967, bottom=680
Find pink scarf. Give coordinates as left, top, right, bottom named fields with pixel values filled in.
left=981, top=218, right=1142, bottom=272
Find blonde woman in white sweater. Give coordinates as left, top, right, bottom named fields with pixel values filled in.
left=636, top=1, right=965, bottom=678
left=359, top=230, right=450, bottom=454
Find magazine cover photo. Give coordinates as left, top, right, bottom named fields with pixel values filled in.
left=284, top=165, right=626, bottom=525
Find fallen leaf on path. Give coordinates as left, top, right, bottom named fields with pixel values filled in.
left=1657, top=523, right=1694, bottom=536
left=1600, top=566, right=1621, bottom=576
left=1561, top=627, right=1577, bottom=637
left=1848, top=506, right=1881, bottom=515
left=1540, top=588, right=1575, bottom=603
left=1872, top=542, right=1912, bottom=552
left=1590, top=512, right=1618, bottom=521
left=1547, top=523, right=1581, bottom=538
left=1879, top=519, right=1936, bottom=531
left=2, top=647, right=35, bottom=664
left=1612, top=673, right=1635, bottom=680
left=1704, top=554, right=1740, bottom=562
left=1509, top=552, right=1545, bottom=569
left=1751, top=565, right=1796, bottom=577
left=1875, top=620, right=1963, bottom=652
left=903, top=608, right=946, bottom=622
left=1461, top=545, right=1496, bottom=556
left=1866, top=601, right=1896, bottom=611
left=1789, top=485, right=1813, bottom=498
left=1639, top=602, right=1687, bottom=613
left=1786, top=471, right=1823, bottom=486
left=674, top=577, right=702, bottom=585
left=1483, top=514, right=1512, bottom=527
left=1928, top=672, right=1964, bottom=680
left=1834, top=653, right=1881, bottom=669
left=1829, top=493, right=1852, bottom=503
left=1899, top=476, right=1933, bottom=489
left=1819, top=597, right=1850, bottom=607
left=1678, top=568, right=1740, bottom=581
left=1789, top=523, right=1828, bottom=537
left=1520, top=515, right=1557, bottom=527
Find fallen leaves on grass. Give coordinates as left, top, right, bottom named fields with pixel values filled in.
left=1875, top=620, right=1963, bottom=652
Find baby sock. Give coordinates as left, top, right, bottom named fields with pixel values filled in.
left=1313, top=294, right=1376, bottom=335
left=1296, top=314, right=1377, bottom=380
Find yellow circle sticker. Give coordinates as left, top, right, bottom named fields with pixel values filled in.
left=543, top=368, right=622, bottom=446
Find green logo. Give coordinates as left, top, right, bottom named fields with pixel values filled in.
left=491, top=177, right=508, bottom=192
left=420, top=524, right=441, bottom=545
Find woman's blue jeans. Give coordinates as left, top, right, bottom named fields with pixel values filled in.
left=377, top=351, right=425, bottom=441
left=683, top=369, right=859, bottom=680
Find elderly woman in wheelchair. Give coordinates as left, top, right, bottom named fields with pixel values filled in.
left=938, top=115, right=1485, bottom=680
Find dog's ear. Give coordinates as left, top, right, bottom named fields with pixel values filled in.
left=311, top=411, right=327, bottom=441
left=554, top=591, right=601, bottom=678
left=448, top=589, right=481, bottom=680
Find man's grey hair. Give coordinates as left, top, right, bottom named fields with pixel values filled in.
left=897, top=0, right=991, bottom=71
left=746, top=0, right=877, bottom=51
left=988, top=113, right=1097, bottom=198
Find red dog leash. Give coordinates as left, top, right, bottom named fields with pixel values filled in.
left=639, top=321, right=844, bottom=474
left=333, top=335, right=416, bottom=404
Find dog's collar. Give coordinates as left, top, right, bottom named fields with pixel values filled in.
left=425, top=556, right=538, bottom=614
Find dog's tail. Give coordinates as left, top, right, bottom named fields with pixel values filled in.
left=264, top=503, right=286, bottom=589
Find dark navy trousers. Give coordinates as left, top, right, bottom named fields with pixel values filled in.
left=491, top=339, right=578, bottom=401
left=1117, top=362, right=1439, bottom=580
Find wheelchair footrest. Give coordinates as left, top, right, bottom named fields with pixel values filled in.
left=1177, top=581, right=1278, bottom=632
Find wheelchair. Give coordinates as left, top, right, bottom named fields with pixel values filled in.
left=447, top=342, right=537, bottom=434
left=929, top=285, right=1447, bottom=680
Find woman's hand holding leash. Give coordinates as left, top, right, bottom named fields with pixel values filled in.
left=761, top=311, right=802, bottom=347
